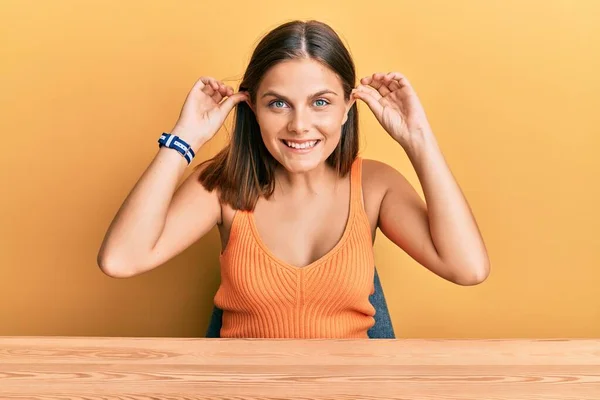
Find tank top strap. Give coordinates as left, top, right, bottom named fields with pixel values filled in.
left=349, top=156, right=364, bottom=213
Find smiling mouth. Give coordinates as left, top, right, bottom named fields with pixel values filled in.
left=280, top=139, right=321, bottom=149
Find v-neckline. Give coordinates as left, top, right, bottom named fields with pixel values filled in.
left=246, top=162, right=358, bottom=272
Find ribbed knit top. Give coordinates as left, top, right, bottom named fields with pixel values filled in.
left=214, top=157, right=376, bottom=338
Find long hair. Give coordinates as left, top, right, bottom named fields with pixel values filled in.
left=198, top=20, right=359, bottom=211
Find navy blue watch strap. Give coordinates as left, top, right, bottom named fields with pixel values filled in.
left=158, top=133, right=195, bottom=165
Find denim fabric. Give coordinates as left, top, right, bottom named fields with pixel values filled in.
left=205, top=304, right=223, bottom=338
left=367, top=268, right=395, bottom=338
left=205, top=267, right=395, bottom=339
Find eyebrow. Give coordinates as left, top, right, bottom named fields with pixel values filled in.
left=260, top=89, right=338, bottom=101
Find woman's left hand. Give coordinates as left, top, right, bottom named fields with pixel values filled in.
left=352, top=72, right=433, bottom=149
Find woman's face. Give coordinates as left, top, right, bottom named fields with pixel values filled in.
left=250, top=58, right=355, bottom=174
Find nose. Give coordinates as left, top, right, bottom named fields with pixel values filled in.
left=287, top=107, right=311, bottom=134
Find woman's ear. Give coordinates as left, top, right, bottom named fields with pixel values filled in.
left=342, top=97, right=356, bottom=125
left=243, top=97, right=259, bottom=124
left=238, top=87, right=255, bottom=113
left=246, top=98, right=256, bottom=115
left=244, top=100, right=256, bottom=114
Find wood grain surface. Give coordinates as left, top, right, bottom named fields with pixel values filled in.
left=0, top=337, right=598, bottom=399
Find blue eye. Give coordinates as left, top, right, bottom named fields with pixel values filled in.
left=268, top=99, right=329, bottom=109
left=270, top=100, right=287, bottom=108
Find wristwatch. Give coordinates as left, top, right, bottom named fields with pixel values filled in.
left=157, top=133, right=195, bottom=165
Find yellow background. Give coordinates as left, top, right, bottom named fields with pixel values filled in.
left=1, top=0, right=598, bottom=338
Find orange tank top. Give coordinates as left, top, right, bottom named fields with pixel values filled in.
left=214, top=157, right=376, bottom=338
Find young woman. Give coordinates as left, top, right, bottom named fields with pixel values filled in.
left=98, top=20, right=490, bottom=338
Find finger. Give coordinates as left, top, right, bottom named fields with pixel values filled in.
left=193, top=76, right=210, bottom=90
left=211, top=87, right=224, bottom=104
left=216, top=82, right=230, bottom=96
left=213, top=82, right=231, bottom=103
left=386, top=72, right=414, bottom=92
left=360, top=76, right=372, bottom=85
left=363, top=72, right=386, bottom=83
left=219, top=91, right=250, bottom=115
left=388, top=81, right=401, bottom=91
left=202, top=84, right=215, bottom=97
left=208, top=79, right=220, bottom=91
left=386, top=71, right=407, bottom=83
left=352, top=88, right=383, bottom=118
left=203, top=77, right=222, bottom=96
left=357, top=84, right=382, bottom=101
left=366, top=72, right=391, bottom=96
left=214, top=82, right=234, bottom=103
left=197, top=77, right=216, bottom=97
left=384, top=72, right=401, bottom=91
left=196, top=76, right=219, bottom=91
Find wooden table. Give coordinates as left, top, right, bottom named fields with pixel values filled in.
left=1, top=337, right=599, bottom=399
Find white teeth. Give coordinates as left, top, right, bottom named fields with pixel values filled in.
left=284, top=140, right=318, bottom=149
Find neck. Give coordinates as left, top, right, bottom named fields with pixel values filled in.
left=275, top=162, right=337, bottom=196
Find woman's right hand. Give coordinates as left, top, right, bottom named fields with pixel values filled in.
left=170, top=76, right=249, bottom=150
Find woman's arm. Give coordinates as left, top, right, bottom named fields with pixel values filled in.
left=97, top=77, right=247, bottom=278
left=353, top=72, right=490, bottom=285
left=97, top=148, right=221, bottom=278
left=373, top=134, right=490, bottom=286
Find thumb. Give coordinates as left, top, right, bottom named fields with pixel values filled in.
left=219, top=91, right=250, bottom=115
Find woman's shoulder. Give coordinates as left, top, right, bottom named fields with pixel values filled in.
left=356, top=158, right=400, bottom=213
left=360, top=158, right=405, bottom=189
left=360, top=157, right=418, bottom=209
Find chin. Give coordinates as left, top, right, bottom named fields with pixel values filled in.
left=279, top=157, right=322, bottom=174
